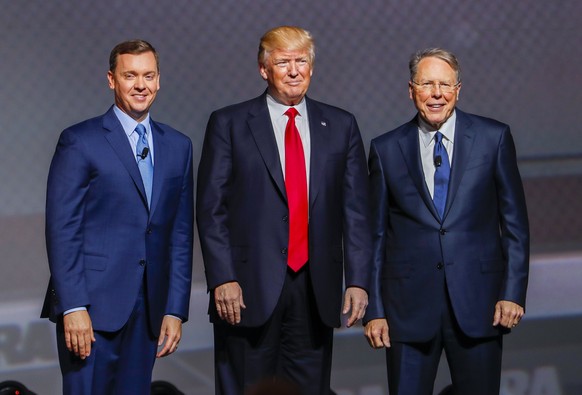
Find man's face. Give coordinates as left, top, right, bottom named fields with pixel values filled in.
left=409, top=57, right=461, bottom=130
left=259, top=48, right=312, bottom=106
left=107, top=52, right=160, bottom=122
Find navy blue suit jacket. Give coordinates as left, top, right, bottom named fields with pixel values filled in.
left=365, top=109, right=529, bottom=341
left=196, top=93, right=372, bottom=328
left=42, top=106, right=194, bottom=337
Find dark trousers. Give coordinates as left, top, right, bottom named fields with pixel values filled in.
left=386, top=290, right=502, bottom=395
left=56, top=285, right=158, bottom=395
left=214, top=266, right=334, bottom=395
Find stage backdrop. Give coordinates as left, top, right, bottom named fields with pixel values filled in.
left=1, top=1, right=581, bottom=394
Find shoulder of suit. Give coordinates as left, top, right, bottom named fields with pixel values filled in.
left=456, top=108, right=508, bottom=130
left=306, top=97, right=354, bottom=119
left=371, top=118, right=416, bottom=146
left=211, top=95, right=266, bottom=117
left=60, top=112, right=108, bottom=138
left=151, top=119, right=190, bottom=142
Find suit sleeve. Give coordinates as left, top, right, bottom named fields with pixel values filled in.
left=495, top=127, right=530, bottom=307
left=165, top=137, right=194, bottom=322
left=45, top=129, right=91, bottom=315
left=364, top=141, right=388, bottom=323
left=342, top=115, right=373, bottom=291
left=196, top=112, right=237, bottom=290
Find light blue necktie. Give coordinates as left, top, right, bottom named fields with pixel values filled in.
left=433, top=131, right=450, bottom=219
left=135, top=124, right=153, bottom=207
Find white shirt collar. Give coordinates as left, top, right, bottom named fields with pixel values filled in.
left=418, top=110, right=457, bottom=148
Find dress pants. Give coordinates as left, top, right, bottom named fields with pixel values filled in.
left=214, top=266, right=334, bottom=395
left=56, top=283, right=158, bottom=395
left=386, top=287, right=502, bottom=395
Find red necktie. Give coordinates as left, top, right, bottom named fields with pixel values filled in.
left=284, top=107, right=308, bottom=272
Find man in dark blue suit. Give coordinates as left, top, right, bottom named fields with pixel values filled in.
left=197, top=26, right=372, bottom=395
left=364, top=48, right=529, bottom=394
left=42, top=40, right=194, bottom=394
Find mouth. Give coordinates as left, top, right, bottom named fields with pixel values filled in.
left=427, top=103, right=445, bottom=111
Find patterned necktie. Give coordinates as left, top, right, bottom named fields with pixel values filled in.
left=284, top=107, right=308, bottom=272
left=135, top=124, right=153, bottom=207
left=433, top=131, right=450, bottom=219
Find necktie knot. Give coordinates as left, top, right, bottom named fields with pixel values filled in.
left=135, top=123, right=146, bottom=138
left=285, top=107, right=299, bottom=119
left=435, top=131, right=443, bottom=145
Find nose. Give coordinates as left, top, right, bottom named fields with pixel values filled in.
left=432, top=83, right=443, bottom=97
left=134, top=76, right=146, bottom=89
left=288, top=61, right=299, bottom=76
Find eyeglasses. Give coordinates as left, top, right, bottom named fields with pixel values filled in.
left=411, top=80, right=460, bottom=94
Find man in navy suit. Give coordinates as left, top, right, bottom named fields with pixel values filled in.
left=364, top=48, right=529, bottom=394
left=197, top=26, right=371, bottom=395
left=42, top=39, right=194, bottom=394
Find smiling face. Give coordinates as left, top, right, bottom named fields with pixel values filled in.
left=107, top=51, right=160, bottom=122
left=259, top=48, right=312, bottom=106
left=409, top=56, right=461, bottom=130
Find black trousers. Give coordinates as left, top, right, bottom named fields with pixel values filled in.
left=214, top=266, right=334, bottom=395
left=386, top=288, right=502, bottom=395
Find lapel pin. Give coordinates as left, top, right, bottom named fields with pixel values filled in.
left=321, top=121, right=327, bottom=126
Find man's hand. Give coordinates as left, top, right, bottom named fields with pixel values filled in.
left=342, top=287, right=368, bottom=328
left=63, top=310, right=95, bottom=359
left=157, top=316, right=182, bottom=358
left=214, top=281, right=246, bottom=325
left=493, top=300, right=525, bottom=329
left=364, top=318, right=390, bottom=349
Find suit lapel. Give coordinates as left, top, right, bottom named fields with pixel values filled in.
left=398, top=120, right=439, bottom=219
left=444, top=110, right=475, bottom=218
left=149, top=119, right=166, bottom=217
left=247, top=95, right=287, bottom=200
left=103, top=108, right=149, bottom=210
left=306, top=99, right=328, bottom=208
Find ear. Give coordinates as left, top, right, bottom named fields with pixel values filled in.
left=408, top=81, right=414, bottom=100
left=107, top=71, right=115, bottom=90
left=259, top=63, right=268, bottom=81
left=455, top=82, right=461, bottom=99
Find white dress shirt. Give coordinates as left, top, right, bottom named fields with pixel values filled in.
left=418, top=110, right=456, bottom=198
left=266, top=94, right=311, bottom=195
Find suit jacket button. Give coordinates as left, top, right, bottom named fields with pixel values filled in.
left=281, top=248, right=288, bottom=255
left=436, top=262, right=444, bottom=270
left=139, top=259, right=146, bottom=266
left=440, top=229, right=447, bottom=235
left=282, top=215, right=289, bottom=223
left=146, top=228, right=152, bottom=234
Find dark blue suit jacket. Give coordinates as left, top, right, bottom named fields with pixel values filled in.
left=196, top=93, right=372, bottom=328
left=365, top=109, right=529, bottom=341
left=42, top=106, right=194, bottom=337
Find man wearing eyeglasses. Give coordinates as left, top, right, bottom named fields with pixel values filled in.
left=363, top=48, right=529, bottom=394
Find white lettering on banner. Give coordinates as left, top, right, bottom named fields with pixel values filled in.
left=335, top=387, right=384, bottom=395
left=0, top=321, right=56, bottom=369
left=501, top=366, right=562, bottom=395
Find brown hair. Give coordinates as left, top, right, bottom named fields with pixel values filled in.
left=109, top=39, right=159, bottom=72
